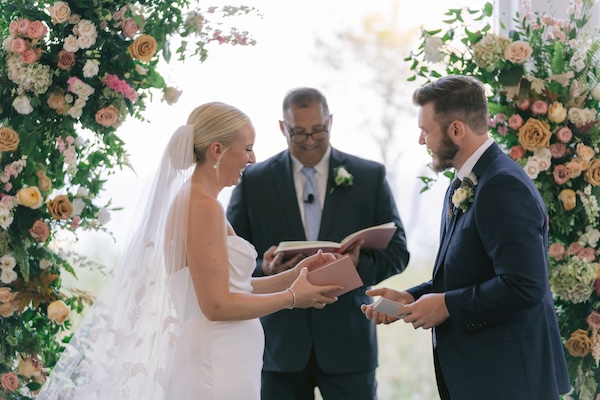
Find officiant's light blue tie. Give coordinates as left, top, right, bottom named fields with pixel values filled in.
left=301, top=166, right=321, bottom=241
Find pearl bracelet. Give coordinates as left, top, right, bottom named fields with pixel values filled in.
left=285, top=288, right=296, bottom=309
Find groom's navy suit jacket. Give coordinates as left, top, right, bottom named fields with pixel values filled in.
left=227, top=147, right=409, bottom=374
left=408, top=143, right=569, bottom=399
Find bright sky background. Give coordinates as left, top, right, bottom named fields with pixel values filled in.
left=73, top=0, right=484, bottom=276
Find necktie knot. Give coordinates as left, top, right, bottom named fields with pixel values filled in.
left=301, top=166, right=315, bottom=178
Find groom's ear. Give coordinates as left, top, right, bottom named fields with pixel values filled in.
left=448, top=120, right=466, bottom=143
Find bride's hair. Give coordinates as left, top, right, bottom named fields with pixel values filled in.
left=187, top=102, right=251, bottom=164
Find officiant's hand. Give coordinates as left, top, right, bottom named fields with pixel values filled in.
left=361, top=288, right=414, bottom=325
left=262, top=245, right=304, bottom=275
left=336, top=239, right=364, bottom=268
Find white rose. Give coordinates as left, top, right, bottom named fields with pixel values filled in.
left=71, top=198, right=85, bottom=216
left=12, top=95, right=33, bottom=115
left=524, top=159, right=540, bottom=179
left=77, top=187, right=90, bottom=197
left=39, top=258, right=51, bottom=270
left=96, top=208, right=111, bottom=224
left=585, top=227, right=600, bottom=247
left=0, top=255, right=16, bottom=270
left=82, top=59, right=99, bottom=78
left=77, top=20, right=97, bottom=38
left=162, top=87, right=183, bottom=105
left=48, top=1, right=71, bottom=24
left=77, top=35, right=96, bottom=50
left=63, top=34, right=80, bottom=53
left=568, top=107, right=584, bottom=125
left=591, top=84, right=600, bottom=101
left=68, top=106, right=83, bottom=119
left=0, top=269, right=18, bottom=284
left=423, top=36, right=445, bottom=63
left=337, top=167, right=351, bottom=179
left=451, top=187, right=468, bottom=206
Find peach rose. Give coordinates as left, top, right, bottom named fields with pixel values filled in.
left=0, top=127, right=20, bottom=152
left=47, top=195, right=73, bottom=220
left=569, top=242, right=584, bottom=256
left=587, top=311, right=600, bottom=330
left=556, top=127, right=572, bottom=143
left=573, top=157, right=590, bottom=171
left=549, top=242, right=566, bottom=260
left=47, top=92, right=65, bottom=110
left=565, top=161, right=583, bottom=178
left=16, top=186, right=43, bottom=209
left=584, top=159, right=600, bottom=186
left=95, top=105, right=120, bottom=127
left=579, top=248, right=596, bottom=262
left=29, top=219, right=50, bottom=242
left=36, top=170, right=52, bottom=191
left=16, top=355, right=42, bottom=379
left=47, top=299, right=70, bottom=324
left=21, top=48, right=39, bottom=64
left=0, top=287, right=13, bottom=304
left=565, top=329, right=592, bottom=357
left=509, top=145, right=526, bottom=160
left=549, top=143, right=566, bottom=158
left=517, top=118, right=552, bottom=151
left=26, top=20, right=48, bottom=39
left=552, top=164, right=570, bottom=185
left=57, top=50, right=76, bottom=70
left=0, top=302, right=16, bottom=318
left=48, top=1, right=71, bottom=24
left=558, top=189, right=576, bottom=211
left=504, top=41, right=533, bottom=63
left=0, top=372, right=19, bottom=393
left=530, top=100, right=548, bottom=116
left=508, top=114, right=524, bottom=130
left=576, top=143, right=595, bottom=161
left=128, top=34, right=157, bottom=62
left=548, top=102, right=567, bottom=123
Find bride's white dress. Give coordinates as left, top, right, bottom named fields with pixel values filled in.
left=166, top=235, right=263, bottom=399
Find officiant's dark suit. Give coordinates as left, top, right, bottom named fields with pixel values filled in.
left=389, top=75, right=569, bottom=399
left=227, top=87, right=409, bottom=400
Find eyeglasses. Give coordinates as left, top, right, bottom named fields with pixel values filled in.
left=284, top=120, right=330, bottom=144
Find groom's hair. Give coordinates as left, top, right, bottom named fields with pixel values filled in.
left=412, top=75, right=488, bottom=135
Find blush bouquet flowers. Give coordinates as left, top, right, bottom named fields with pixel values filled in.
left=406, top=1, right=600, bottom=398
left=0, top=1, right=255, bottom=398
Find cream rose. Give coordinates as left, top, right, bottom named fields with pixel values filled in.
left=584, top=158, right=600, bottom=186
left=517, top=118, right=552, bottom=151
left=128, top=34, right=157, bottom=62
left=591, top=84, right=600, bottom=101
left=162, top=87, right=183, bottom=105
left=95, top=105, right=120, bottom=127
left=0, top=127, right=20, bottom=152
left=558, top=189, right=576, bottom=211
left=47, top=299, right=70, bottom=324
left=12, top=95, right=33, bottom=115
left=547, top=102, right=567, bottom=123
left=504, top=41, right=533, bottom=64
left=48, top=1, right=71, bottom=24
left=47, top=195, right=73, bottom=220
left=565, top=329, right=592, bottom=357
left=576, top=143, right=595, bottom=161
left=16, top=186, right=43, bottom=209
left=82, top=59, right=99, bottom=78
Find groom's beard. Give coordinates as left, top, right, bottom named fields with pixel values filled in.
left=432, top=132, right=459, bottom=172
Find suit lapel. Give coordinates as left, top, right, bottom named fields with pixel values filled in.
left=319, top=148, right=346, bottom=240
left=270, top=151, right=306, bottom=239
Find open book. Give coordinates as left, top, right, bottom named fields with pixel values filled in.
left=275, top=222, right=397, bottom=259
left=307, top=255, right=363, bottom=297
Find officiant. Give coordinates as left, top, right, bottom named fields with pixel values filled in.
left=227, top=87, right=410, bottom=400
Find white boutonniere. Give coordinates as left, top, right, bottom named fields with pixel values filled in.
left=451, top=172, right=478, bottom=214
left=330, top=166, right=354, bottom=193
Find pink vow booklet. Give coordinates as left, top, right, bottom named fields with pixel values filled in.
left=307, top=255, right=363, bottom=297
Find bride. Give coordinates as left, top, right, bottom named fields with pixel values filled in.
left=36, top=102, right=341, bottom=400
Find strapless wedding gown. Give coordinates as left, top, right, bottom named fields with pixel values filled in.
left=166, top=236, right=263, bottom=399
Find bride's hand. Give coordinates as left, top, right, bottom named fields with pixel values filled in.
left=289, top=264, right=342, bottom=309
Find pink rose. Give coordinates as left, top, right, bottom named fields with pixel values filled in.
left=29, top=220, right=50, bottom=242
left=508, top=114, right=524, bottom=130
left=95, top=105, right=120, bottom=127
left=0, top=372, right=19, bottom=393
left=587, top=311, right=600, bottom=330
left=9, top=20, right=19, bottom=35
left=517, top=99, right=530, bottom=111
left=26, top=20, right=48, bottom=39
left=57, top=50, right=76, bottom=70
left=579, top=248, right=596, bottom=262
left=549, top=242, right=566, bottom=260
left=549, top=143, right=567, bottom=158
left=595, top=279, right=600, bottom=297
left=568, top=242, right=584, bottom=256
left=556, top=127, right=572, bottom=143
left=531, top=100, right=548, bottom=116
left=20, top=48, right=39, bottom=64
left=509, top=145, right=526, bottom=160
left=553, top=164, right=570, bottom=185
left=17, top=18, right=31, bottom=34
left=122, top=18, right=141, bottom=38
left=10, top=37, right=27, bottom=54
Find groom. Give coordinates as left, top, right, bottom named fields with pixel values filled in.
left=362, top=75, right=570, bottom=399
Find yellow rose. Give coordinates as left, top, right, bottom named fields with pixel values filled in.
left=517, top=118, right=552, bottom=151
left=128, top=34, right=157, bottom=62
left=16, top=186, right=43, bottom=209
left=584, top=158, right=600, bottom=186
left=565, top=328, right=592, bottom=357
left=547, top=102, right=567, bottom=124
left=47, top=300, right=70, bottom=324
left=47, top=194, right=73, bottom=220
left=504, top=41, right=533, bottom=64
left=0, top=127, right=20, bottom=152
left=558, top=189, right=576, bottom=211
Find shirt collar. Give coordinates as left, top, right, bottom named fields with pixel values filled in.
left=456, top=137, right=493, bottom=180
